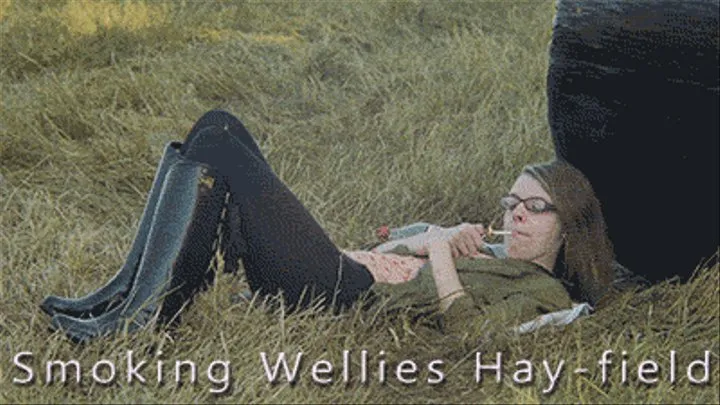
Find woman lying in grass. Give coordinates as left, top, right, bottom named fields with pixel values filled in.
left=41, top=110, right=617, bottom=343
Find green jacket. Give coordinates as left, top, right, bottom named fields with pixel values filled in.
left=366, top=245, right=573, bottom=341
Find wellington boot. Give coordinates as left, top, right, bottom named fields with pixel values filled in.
left=50, top=159, right=227, bottom=343
left=40, top=142, right=183, bottom=318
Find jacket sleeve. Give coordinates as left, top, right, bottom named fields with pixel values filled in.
left=441, top=287, right=571, bottom=343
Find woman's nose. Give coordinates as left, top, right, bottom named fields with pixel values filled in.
left=512, top=205, right=527, bottom=223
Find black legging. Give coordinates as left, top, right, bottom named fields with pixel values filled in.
left=179, top=110, right=375, bottom=311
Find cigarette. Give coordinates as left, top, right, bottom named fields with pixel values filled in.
left=487, top=225, right=511, bottom=237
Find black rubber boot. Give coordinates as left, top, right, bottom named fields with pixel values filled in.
left=40, top=142, right=183, bottom=318
left=41, top=111, right=259, bottom=318
left=50, top=159, right=227, bottom=343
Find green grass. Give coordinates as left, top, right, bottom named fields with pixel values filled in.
left=0, top=1, right=717, bottom=403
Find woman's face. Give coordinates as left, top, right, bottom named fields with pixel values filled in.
left=502, top=173, right=563, bottom=271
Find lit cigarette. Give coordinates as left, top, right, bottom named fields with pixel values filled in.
left=487, top=225, right=511, bottom=237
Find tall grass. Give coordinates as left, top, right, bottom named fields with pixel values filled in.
left=1, top=1, right=717, bottom=403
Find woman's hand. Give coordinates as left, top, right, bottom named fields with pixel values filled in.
left=434, top=223, right=486, bottom=258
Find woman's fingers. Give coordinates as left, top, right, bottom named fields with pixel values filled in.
left=451, top=230, right=472, bottom=257
left=451, top=244, right=460, bottom=258
left=468, top=224, right=486, bottom=248
left=449, top=223, right=485, bottom=258
left=456, top=236, right=470, bottom=256
left=436, top=223, right=487, bottom=258
left=463, top=233, right=477, bottom=256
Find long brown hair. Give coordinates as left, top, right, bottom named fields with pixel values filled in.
left=522, top=160, right=614, bottom=305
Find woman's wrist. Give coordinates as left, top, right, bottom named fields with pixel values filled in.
left=440, top=288, right=467, bottom=302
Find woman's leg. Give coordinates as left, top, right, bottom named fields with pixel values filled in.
left=180, top=109, right=265, bottom=274
left=183, top=123, right=375, bottom=311
left=180, top=109, right=266, bottom=164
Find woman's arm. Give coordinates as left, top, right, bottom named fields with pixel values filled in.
left=426, top=228, right=559, bottom=343
left=374, top=223, right=486, bottom=257
left=427, top=239, right=574, bottom=342
left=428, top=240, right=467, bottom=311
left=426, top=224, right=488, bottom=310
left=373, top=225, right=444, bottom=254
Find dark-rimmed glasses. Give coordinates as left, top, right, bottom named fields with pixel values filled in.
left=500, top=194, right=557, bottom=214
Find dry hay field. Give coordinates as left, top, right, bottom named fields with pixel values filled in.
left=0, top=1, right=717, bottom=403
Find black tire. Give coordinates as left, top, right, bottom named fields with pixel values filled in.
left=548, top=0, right=719, bottom=282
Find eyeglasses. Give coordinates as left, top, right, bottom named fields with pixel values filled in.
left=500, top=194, right=557, bottom=214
